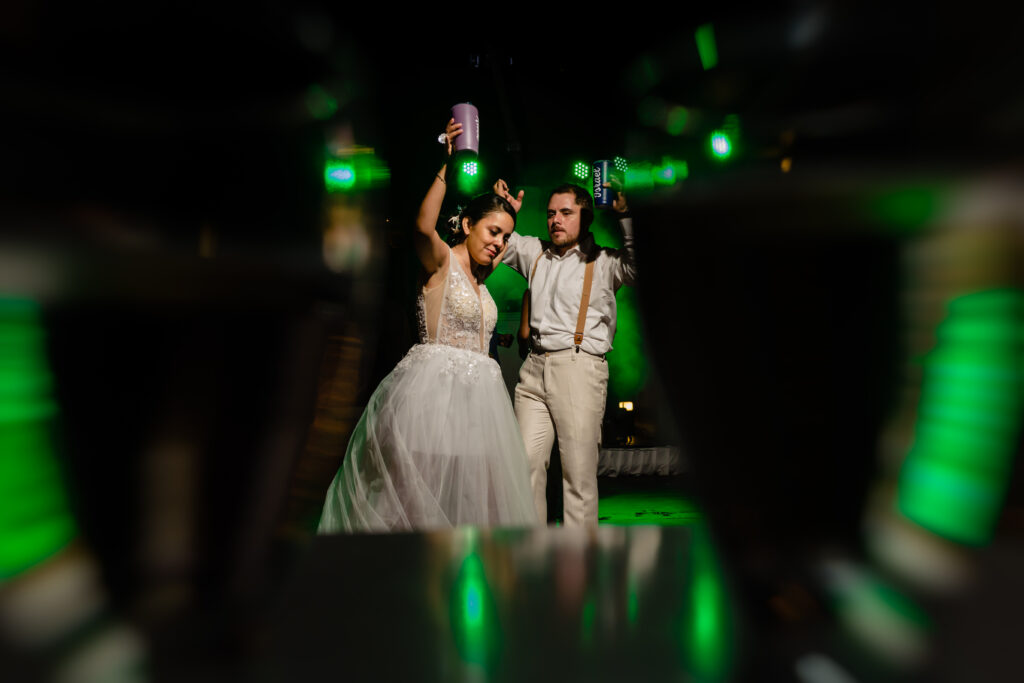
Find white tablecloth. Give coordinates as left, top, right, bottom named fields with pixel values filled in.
left=597, top=446, right=685, bottom=476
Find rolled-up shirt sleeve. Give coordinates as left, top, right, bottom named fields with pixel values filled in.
left=611, top=217, right=637, bottom=289
left=501, top=232, right=543, bottom=280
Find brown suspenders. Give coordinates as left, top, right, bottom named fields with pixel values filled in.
left=529, top=248, right=596, bottom=352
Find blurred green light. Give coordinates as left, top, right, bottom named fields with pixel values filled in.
left=1, top=298, right=76, bottom=579
left=305, top=84, right=338, bottom=121
left=695, top=23, right=719, bottom=70
left=573, top=161, right=589, bottom=180
left=681, top=524, right=733, bottom=680
left=625, top=165, right=655, bottom=191
left=324, top=162, right=356, bottom=192
left=329, top=167, right=354, bottom=183
left=450, top=549, right=500, bottom=672
left=710, top=132, right=732, bottom=159
left=462, top=161, right=478, bottom=177
left=898, top=288, right=1023, bottom=545
left=613, top=156, right=628, bottom=173
left=465, top=583, right=483, bottom=625
left=665, top=106, right=688, bottom=136
left=653, top=158, right=688, bottom=187
left=580, top=597, right=596, bottom=648
left=637, top=96, right=667, bottom=127
left=870, top=187, right=942, bottom=233
left=693, top=571, right=722, bottom=657
left=627, top=578, right=639, bottom=624
left=324, top=148, right=390, bottom=193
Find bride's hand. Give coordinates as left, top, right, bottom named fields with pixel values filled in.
left=443, top=118, right=463, bottom=158
left=493, top=178, right=524, bottom=213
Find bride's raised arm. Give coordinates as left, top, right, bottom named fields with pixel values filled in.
left=413, top=118, right=461, bottom=275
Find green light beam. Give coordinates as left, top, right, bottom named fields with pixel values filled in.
left=695, top=24, right=719, bottom=70
left=897, top=288, right=1024, bottom=545
left=1, top=299, right=76, bottom=580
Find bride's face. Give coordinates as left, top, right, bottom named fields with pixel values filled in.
left=462, top=211, right=514, bottom=266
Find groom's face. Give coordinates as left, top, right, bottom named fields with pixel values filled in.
left=546, top=192, right=582, bottom=250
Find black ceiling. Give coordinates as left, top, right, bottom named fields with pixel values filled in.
left=2, top=3, right=1021, bottom=239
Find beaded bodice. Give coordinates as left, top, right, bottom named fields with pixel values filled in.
left=417, top=250, right=497, bottom=355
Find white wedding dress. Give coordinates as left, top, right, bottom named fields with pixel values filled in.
left=318, top=248, right=537, bottom=532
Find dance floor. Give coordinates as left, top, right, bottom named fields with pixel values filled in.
left=597, top=475, right=700, bottom=526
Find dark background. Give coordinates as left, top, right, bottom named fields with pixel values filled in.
left=2, top=2, right=1022, bottom=680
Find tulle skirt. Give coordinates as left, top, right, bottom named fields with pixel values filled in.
left=318, top=343, right=537, bottom=533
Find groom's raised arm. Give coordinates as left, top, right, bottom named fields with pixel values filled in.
left=492, top=178, right=541, bottom=278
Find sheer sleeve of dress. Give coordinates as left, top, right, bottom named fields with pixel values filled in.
left=420, top=277, right=445, bottom=344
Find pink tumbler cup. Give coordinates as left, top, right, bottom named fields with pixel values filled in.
left=451, top=103, right=480, bottom=154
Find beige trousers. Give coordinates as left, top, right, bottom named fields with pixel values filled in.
left=514, top=349, right=608, bottom=526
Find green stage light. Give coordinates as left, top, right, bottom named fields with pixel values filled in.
left=710, top=132, right=733, bottom=160
left=573, top=161, right=590, bottom=180
left=324, top=162, right=356, bottom=191
left=456, top=158, right=483, bottom=194
left=613, top=156, right=628, bottom=173
left=324, top=148, right=391, bottom=193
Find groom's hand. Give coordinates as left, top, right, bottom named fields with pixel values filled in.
left=602, top=181, right=629, bottom=214
left=494, top=178, right=524, bottom=213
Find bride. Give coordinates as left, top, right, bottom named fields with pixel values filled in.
left=318, top=118, right=537, bottom=532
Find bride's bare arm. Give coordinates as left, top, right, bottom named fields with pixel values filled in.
left=413, top=119, right=461, bottom=275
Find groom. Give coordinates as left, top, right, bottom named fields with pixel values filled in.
left=494, top=178, right=635, bottom=526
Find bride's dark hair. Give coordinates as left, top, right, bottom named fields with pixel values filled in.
left=444, top=193, right=517, bottom=245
